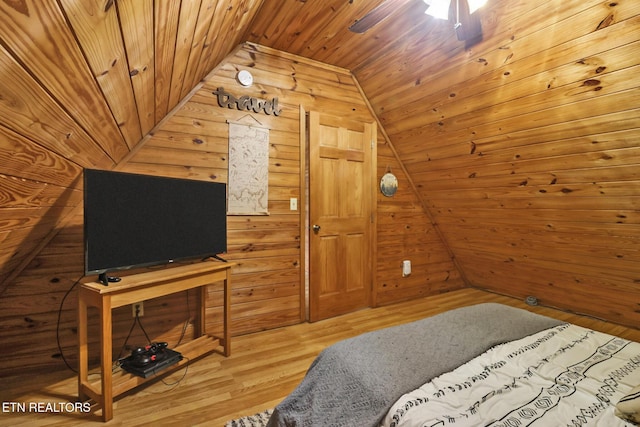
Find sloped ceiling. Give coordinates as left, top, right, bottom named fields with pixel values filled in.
left=0, top=0, right=263, bottom=286
left=1, top=0, right=639, bottom=326
left=0, top=0, right=448, bottom=288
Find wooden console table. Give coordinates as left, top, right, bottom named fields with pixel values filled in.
left=77, top=261, right=233, bottom=421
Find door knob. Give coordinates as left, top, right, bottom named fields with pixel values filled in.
left=312, top=224, right=321, bottom=233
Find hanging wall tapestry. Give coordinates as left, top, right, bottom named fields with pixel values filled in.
left=227, top=117, right=269, bottom=215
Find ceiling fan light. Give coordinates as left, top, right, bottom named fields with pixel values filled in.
left=424, top=0, right=451, bottom=20
left=467, top=0, right=487, bottom=14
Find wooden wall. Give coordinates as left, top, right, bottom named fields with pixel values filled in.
left=0, top=44, right=461, bottom=377
left=376, top=131, right=465, bottom=305
left=241, top=0, right=640, bottom=328
left=356, top=0, right=640, bottom=328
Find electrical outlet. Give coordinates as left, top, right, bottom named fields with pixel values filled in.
left=132, top=302, right=144, bottom=317
left=402, top=260, right=411, bottom=277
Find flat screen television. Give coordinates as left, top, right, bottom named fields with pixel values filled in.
left=83, top=169, right=227, bottom=285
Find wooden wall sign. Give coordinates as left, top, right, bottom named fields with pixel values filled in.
left=212, top=87, right=281, bottom=116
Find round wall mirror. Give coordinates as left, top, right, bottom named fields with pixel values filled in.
left=380, top=172, right=398, bottom=197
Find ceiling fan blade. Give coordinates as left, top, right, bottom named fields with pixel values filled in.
left=349, top=0, right=415, bottom=33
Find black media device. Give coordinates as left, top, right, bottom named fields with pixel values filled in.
left=83, top=169, right=227, bottom=285
left=119, top=342, right=183, bottom=378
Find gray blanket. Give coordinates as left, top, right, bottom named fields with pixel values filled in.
left=266, top=303, right=564, bottom=427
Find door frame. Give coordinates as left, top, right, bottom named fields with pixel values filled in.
left=303, top=109, right=377, bottom=321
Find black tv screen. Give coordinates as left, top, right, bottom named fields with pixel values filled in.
left=83, top=169, right=227, bottom=280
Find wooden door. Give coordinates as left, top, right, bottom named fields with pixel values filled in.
left=308, top=111, right=376, bottom=322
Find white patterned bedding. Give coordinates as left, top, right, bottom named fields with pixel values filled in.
left=382, top=324, right=640, bottom=427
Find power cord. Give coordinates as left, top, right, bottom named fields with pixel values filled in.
left=56, top=276, right=83, bottom=373
left=174, top=289, right=192, bottom=347
left=159, top=357, right=189, bottom=388
left=117, top=308, right=152, bottom=362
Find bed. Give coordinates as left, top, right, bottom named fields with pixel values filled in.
left=266, top=303, right=640, bottom=427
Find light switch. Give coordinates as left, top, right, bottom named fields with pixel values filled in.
left=290, top=198, right=298, bottom=211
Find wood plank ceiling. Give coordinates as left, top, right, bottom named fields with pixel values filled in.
left=0, top=0, right=263, bottom=287
left=0, top=0, right=639, bottom=327
left=0, top=0, right=437, bottom=291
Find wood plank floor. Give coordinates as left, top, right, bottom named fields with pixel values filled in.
left=2, top=288, right=640, bottom=426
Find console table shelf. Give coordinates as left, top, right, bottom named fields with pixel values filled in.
left=77, top=261, right=233, bottom=422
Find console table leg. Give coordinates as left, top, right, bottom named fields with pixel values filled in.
left=196, top=286, right=206, bottom=337
left=223, top=274, right=231, bottom=356
left=77, top=294, right=89, bottom=401
left=100, top=295, right=113, bottom=421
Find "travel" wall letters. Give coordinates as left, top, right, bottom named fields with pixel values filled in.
left=212, top=87, right=281, bottom=116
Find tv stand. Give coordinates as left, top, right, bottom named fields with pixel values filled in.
left=211, top=254, right=227, bottom=262
left=78, top=261, right=233, bottom=421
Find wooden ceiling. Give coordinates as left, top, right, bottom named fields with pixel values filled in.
left=0, top=0, right=262, bottom=286
left=1, top=0, right=639, bottom=327
left=247, top=0, right=453, bottom=71
left=0, top=0, right=461, bottom=287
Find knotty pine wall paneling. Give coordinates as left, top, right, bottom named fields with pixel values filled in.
left=242, top=0, right=640, bottom=326
left=375, top=131, right=465, bottom=306
left=360, top=0, right=640, bottom=327
left=0, top=43, right=460, bottom=377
